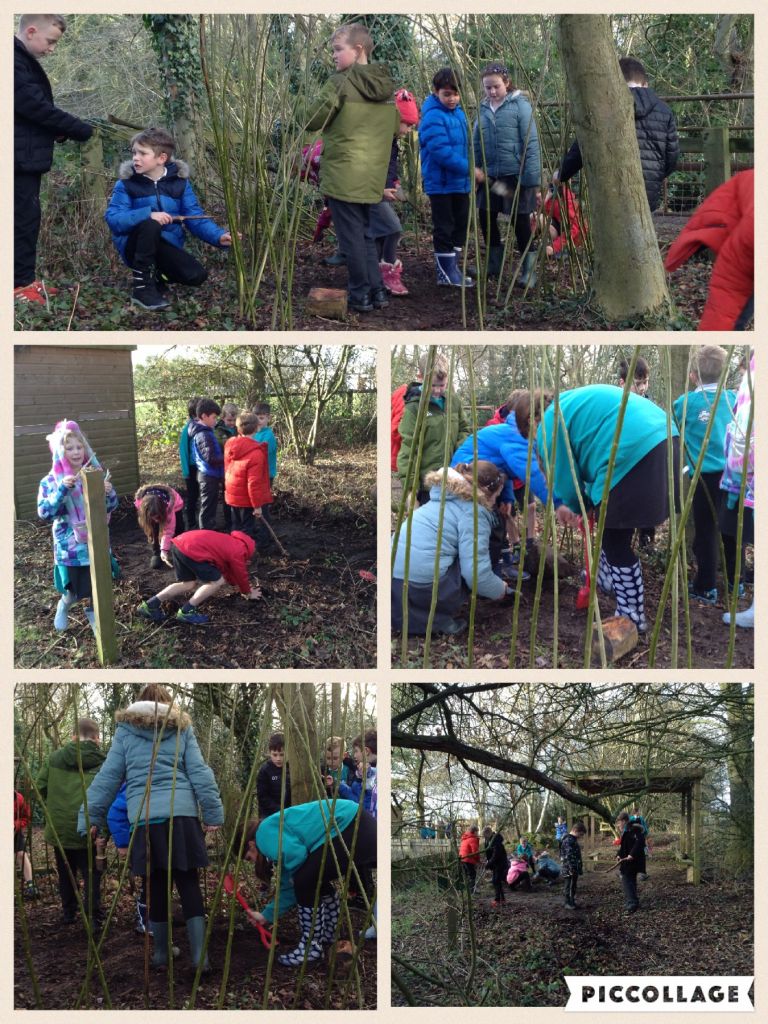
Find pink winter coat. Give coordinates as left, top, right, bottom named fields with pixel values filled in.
left=506, top=857, right=531, bottom=886
left=134, top=486, right=184, bottom=553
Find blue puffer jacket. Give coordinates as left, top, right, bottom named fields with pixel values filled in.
left=473, top=90, right=541, bottom=185
left=391, top=468, right=506, bottom=600
left=77, top=701, right=224, bottom=834
left=452, top=413, right=558, bottom=507
left=419, top=93, right=471, bottom=195
left=189, top=419, right=224, bottom=479
left=106, top=783, right=131, bottom=848
left=105, top=159, right=226, bottom=265
left=257, top=800, right=361, bottom=922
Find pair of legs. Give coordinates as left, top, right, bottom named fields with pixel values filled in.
left=14, top=171, right=44, bottom=288
left=197, top=473, right=220, bottom=530
left=125, top=220, right=208, bottom=286
left=183, top=469, right=199, bottom=532
left=491, top=866, right=506, bottom=903
left=430, top=193, right=470, bottom=252
left=146, top=867, right=204, bottom=924
left=54, top=846, right=102, bottom=923
left=620, top=869, right=640, bottom=912
left=462, top=862, right=477, bottom=889
left=562, top=872, right=578, bottom=908
left=391, top=559, right=465, bottom=636
left=326, top=198, right=385, bottom=306
left=690, top=471, right=723, bottom=594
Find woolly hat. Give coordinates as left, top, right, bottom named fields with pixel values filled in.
left=395, top=88, right=419, bottom=125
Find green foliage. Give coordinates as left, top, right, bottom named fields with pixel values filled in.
left=142, top=14, right=203, bottom=123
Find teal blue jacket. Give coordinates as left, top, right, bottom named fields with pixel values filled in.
left=257, top=799, right=360, bottom=922
left=179, top=420, right=195, bottom=478
left=76, top=701, right=223, bottom=834
left=673, top=384, right=736, bottom=474
left=251, top=427, right=278, bottom=479
left=537, top=385, right=677, bottom=513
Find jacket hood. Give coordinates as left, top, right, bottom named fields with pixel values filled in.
left=45, top=418, right=102, bottom=481
left=424, top=466, right=498, bottom=510
left=231, top=530, right=256, bottom=560
left=115, top=700, right=191, bottom=731
left=59, top=739, right=105, bottom=770
left=118, top=158, right=190, bottom=181
left=341, top=63, right=395, bottom=103
left=188, top=419, right=212, bottom=439
left=630, top=87, right=662, bottom=120
left=226, top=435, right=267, bottom=459
left=422, top=92, right=462, bottom=116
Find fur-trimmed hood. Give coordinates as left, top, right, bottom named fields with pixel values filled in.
left=115, top=700, right=191, bottom=731
left=424, top=467, right=498, bottom=511
left=118, top=158, right=190, bottom=181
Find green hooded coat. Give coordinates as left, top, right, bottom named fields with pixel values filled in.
left=305, top=64, right=399, bottom=204
left=396, top=382, right=471, bottom=486
left=37, top=739, right=106, bottom=849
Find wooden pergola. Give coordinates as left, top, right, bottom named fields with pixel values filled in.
left=561, top=768, right=705, bottom=884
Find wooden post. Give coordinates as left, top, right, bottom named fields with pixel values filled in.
left=679, top=791, right=687, bottom=858
left=688, top=778, right=702, bottom=885
left=81, top=469, right=119, bottom=665
left=79, top=129, right=105, bottom=216
left=704, top=125, right=730, bottom=196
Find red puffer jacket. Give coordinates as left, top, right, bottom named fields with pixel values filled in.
left=172, top=530, right=256, bottom=594
left=224, top=436, right=272, bottom=510
left=391, top=384, right=407, bottom=471
left=459, top=829, right=480, bottom=864
left=664, top=169, right=753, bottom=330
left=14, top=791, right=30, bottom=832
left=543, top=184, right=586, bottom=256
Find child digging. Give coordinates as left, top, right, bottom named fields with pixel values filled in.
left=105, top=126, right=233, bottom=311
left=37, top=420, right=118, bottom=634
left=134, top=483, right=184, bottom=570
left=137, top=528, right=261, bottom=626
left=305, top=22, right=399, bottom=314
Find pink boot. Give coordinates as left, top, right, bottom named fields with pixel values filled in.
left=380, top=259, right=408, bottom=296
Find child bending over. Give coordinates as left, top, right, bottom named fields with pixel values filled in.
left=134, top=483, right=184, bottom=569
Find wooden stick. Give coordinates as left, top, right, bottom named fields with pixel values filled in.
left=260, top=516, right=288, bottom=557
left=82, top=469, right=119, bottom=665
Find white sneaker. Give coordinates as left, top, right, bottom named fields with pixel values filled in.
left=723, top=601, right=754, bottom=629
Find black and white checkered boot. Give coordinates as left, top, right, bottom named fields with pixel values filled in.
left=610, top=560, right=647, bottom=632
left=277, top=904, right=323, bottom=967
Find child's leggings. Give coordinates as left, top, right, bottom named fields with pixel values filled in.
left=146, top=867, right=203, bottom=923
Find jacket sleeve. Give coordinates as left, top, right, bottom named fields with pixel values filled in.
left=180, top=181, right=227, bottom=247
left=256, top=763, right=276, bottom=817
left=36, top=760, right=49, bottom=803
left=664, top=111, right=679, bottom=178
left=537, top=418, right=582, bottom=514
left=472, top=117, right=482, bottom=166
left=261, top=867, right=297, bottom=924
left=699, top=207, right=754, bottom=330
left=77, top=738, right=126, bottom=834
left=456, top=510, right=506, bottom=599
left=179, top=426, right=190, bottom=477
left=104, top=180, right=153, bottom=236
left=194, top=430, right=224, bottom=469
left=499, top=433, right=553, bottom=506
left=247, top=451, right=272, bottom=508
left=558, top=138, right=582, bottom=183
left=182, top=728, right=224, bottom=825
left=420, top=110, right=469, bottom=177
left=396, top=401, right=418, bottom=481
left=221, top=548, right=252, bottom=595
left=14, top=72, right=93, bottom=142
left=455, top=398, right=471, bottom=450
left=161, top=490, right=184, bottom=553
left=305, top=77, right=343, bottom=133
left=518, top=99, right=541, bottom=182
left=37, top=476, right=69, bottom=521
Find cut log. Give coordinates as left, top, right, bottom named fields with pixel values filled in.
left=592, top=615, right=638, bottom=664
left=306, top=287, right=347, bottom=319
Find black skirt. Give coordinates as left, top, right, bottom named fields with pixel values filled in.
left=130, top=816, right=209, bottom=876
left=604, top=438, right=680, bottom=529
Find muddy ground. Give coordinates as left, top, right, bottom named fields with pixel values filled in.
left=392, top=539, right=753, bottom=670
left=15, top=447, right=376, bottom=670
left=15, top=215, right=733, bottom=333
left=15, top=832, right=375, bottom=1010
left=392, top=835, right=753, bottom=1007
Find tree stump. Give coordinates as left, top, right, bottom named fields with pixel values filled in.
left=306, top=287, right=347, bottom=319
left=592, top=616, right=638, bottom=664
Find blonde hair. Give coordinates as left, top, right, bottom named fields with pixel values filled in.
left=331, top=22, right=373, bottom=58
left=19, top=14, right=66, bottom=32
left=325, top=735, right=344, bottom=754
left=419, top=352, right=449, bottom=380
left=693, top=344, right=727, bottom=385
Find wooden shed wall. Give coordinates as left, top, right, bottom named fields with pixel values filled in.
left=15, top=346, right=140, bottom=519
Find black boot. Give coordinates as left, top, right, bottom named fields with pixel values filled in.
left=131, top=265, right=170, bottom=310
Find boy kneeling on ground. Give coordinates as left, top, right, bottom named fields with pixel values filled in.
left=137, top=528, right=261, bottom=626
left=105, top=126, right=233, bottom=311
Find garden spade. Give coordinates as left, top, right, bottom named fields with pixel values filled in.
left=222, top=873, right=275, bottom=948
left=576, top=513, right=595, bottom=610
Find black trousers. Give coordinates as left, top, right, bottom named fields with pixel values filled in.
left=462, top=862, right=477, bottom=888
left=479, top=209, right=532, bottom=253
left=721, top=504, right=754, bottom=587
left=253, top=502, right=274, bottom=550
left=183, top=469, right=199, bottom=533
left=621, top=869, right=639, bottom=910
left=198, top=474, right=220, bottom=530
left=146, top=867, right=204, bottom=923
left=125, top=219, right=207, bottom=285
left=491, top=864, right=506, bottom=902
left=231, top=505, right=256, bottom=539
left=429, top=193, right=470, bottom=252
left=327, top=198, right=383, bottom=303
left=602, top=528, right=637, bottom=568
left=691, top=471, right=723, bottom=591
left=292, top=811, right=377, bottom=905
left=220, top=482, right=232, bottom=531
left=563, top=873, right=578, bottom=906
left=15, top=170, right=43, bottom=287
left=54, top=846, right=102, bottom=920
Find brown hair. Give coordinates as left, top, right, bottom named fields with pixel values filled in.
left=619, top=56, right=648, bottom=86
left=571, top=820, right=586, bottom=835
left=237, top=411, right=258, bottom=435
left=618, top=356, right=649, bottom=383
left=130, top=126, right=176, bottom=159
left=510, top=389, right=552, bottom=438
left=453, top=460, right=506, bottom=496
left=135, top=484, right=173, bottom=545
left=137, top=684, right=174, bottom=704
left=76, top=717, right=99, bottom=740
left=352, top=728, right=377, bottom=755
left=331, top=21, right=374, bottom=58
left=693, top=344, right=727, bottom=385
left=480, top=61, right=511, bottom=87
left=418, top=352, right=449, bottom=380
left=238, top=817, right=272, bottom=882
left=267, top=732, right=284, bottom=751
left=19, top=14, right=66, bottom=32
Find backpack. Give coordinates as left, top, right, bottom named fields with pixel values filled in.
left=391, top=384, right=408, bottom=471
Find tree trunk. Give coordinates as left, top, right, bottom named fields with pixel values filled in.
left=276, top=683, right=318, bottom=804
left=557, top=15, right=671, bottom=321
left=723, top=683, right=753, bottom=877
